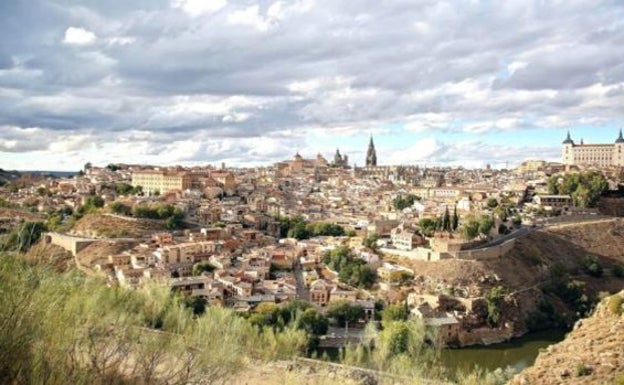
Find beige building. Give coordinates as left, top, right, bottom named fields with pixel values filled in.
left=562, top=130, right=624, bottom=167
left=131, top=170, right=191, bottom=194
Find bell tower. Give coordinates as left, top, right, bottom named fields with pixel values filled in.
left=366, top=136, right=377, bottom=167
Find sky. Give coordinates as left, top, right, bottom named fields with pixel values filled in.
left=1, top=0, right=624, bottom=171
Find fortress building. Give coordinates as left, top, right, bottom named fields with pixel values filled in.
left=562, top=130, right=624, bottom=167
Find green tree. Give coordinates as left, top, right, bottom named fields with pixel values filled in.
left=295, top=308, right=329, bottom=336
left=109, top=201, right=132, bottom=216
left=192, top=262, right=215, bottom=276
left=0, top=221, right=47, bottom=252
left=326, top=300, right=365, bottom=326
left=582, top=255, right=603, bottom=277
left=418, top=218, right=436, bottom=236
left=442, top=206, right=451, bottom=232
left=478, top=215, right=495, bottom=236
left=451, top=206, right=459, bottom=232
left=460, top=216, right=480, bottom=239
left=381, top=303, right=409, bottom=325
left=486, top=197, right=499, bottom=209
left=484, top=286, right=506, bottom=327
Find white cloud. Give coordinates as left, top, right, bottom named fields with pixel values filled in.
left=62, top=27, right=97, bottom=45
left=171, top=0, right=227, bottom=17
left=227, top=5, right=272, bottom=32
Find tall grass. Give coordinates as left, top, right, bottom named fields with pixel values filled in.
left=0, top=253, right=307, bottom=385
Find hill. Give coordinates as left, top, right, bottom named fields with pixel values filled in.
left=512, top=291, right=624, bottom=385
left=70, top=213, right=166, bottom=238
left=386, top=219, right=624, bottom=338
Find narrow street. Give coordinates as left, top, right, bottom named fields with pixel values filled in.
left=292, top=259, right=310, bottom=302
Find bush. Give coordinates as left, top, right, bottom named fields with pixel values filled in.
left=612, top=264, right=624, bottom=278
left=574, top=363, right=592, bottom=377
left=607, top=295, right=623, bottom=316
left=582, top=256, right=603, bottom=278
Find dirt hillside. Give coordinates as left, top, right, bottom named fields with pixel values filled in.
left=512, top=291, right=624, bottom=385
left=71, top=213, right=165, bottom=238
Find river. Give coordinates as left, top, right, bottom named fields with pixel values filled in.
left=315, top=329, right=568, bottom=375
left=437, top=329, right=568, bottom=375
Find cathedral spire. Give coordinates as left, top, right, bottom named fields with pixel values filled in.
left=616, top=129, right=624, bottom=143
left=366, top=135, right=377, bottom=167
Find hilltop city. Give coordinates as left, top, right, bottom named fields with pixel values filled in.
left=2, top=131, right=624, bottom=384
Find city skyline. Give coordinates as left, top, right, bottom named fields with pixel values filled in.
left=1, top=1, right=624, bottom=171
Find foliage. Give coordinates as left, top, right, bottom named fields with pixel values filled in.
left=612, top=263, right=624, bottom=278
left=484, top=286, right=506, bottom=327
left=295, top=308, right=329, bottom=336
left=381, top=303, right=409, bottom=325
left=278, top=216, right=346, bottom=240
left=418, top=217, right=437, bottom=237
left=132, top=203, right=185, bottom=229
left=460, top=215, right=480, bottom=239
left=545, top=263, right=593, bottom=316
left=451, top=205, right=459, bottom=232
left=322, top=246, right=376, bottom=288
left=525, top=300, right=566, bottom=331
left=106, top=164, right=120, bottom=171
left=548, top=171, right=608, bottom=207
left=108, top=201, right=132, bottom=215
left=114, top=182, right=142, bottom=196
left=342, top=319, right=435, bottom=378
left=607, top=295, right=623, bottom=316
left=192, top=261, right=215, bottom=276
left=574, top=363, right=592, bottom=377
left=582, top=255, right=603, bottom=277
left=392, top=194, right=419, bottom=210
left=486, top=197, right=499, bottom=209
left=362, top=234, right=379, bottom=251
left=0, top=221, right=47, bottom=252
left=326, top=300, right=365, bottom=326
left=0, top=255, right=308, bottom=385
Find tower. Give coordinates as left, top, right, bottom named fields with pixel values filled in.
left=561, top=131, right=574, bottom=165
left=366, top=136, right=377, bottom=167
left=614, top=129, right=624, bottom=166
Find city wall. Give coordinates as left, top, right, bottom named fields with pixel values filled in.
left=381, top=238, right=515, bottom=261
left=455, top=238, right=516, bottom=260
left=44, top=232, right=98, bottom=256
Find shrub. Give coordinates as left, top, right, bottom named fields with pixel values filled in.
left=574, top=363, right=592, bottom=377
left=607, top=295, right=623, bottom=316
left=612, top=264, right=624, bottom=278
left=582, top=255, right=603, bottom=278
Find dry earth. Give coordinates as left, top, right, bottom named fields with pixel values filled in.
left=512, top=291, right=624, bottom=385
left=71, top=213, right=165, bottom=238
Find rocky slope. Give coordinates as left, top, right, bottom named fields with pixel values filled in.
left=512, top=291, right=624, bottom=385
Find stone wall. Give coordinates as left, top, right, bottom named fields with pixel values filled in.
left=454, top=238, right=516, bottom=260
left=380, top=247, right=452, bottom=261
left=45, top=232, right=97, bottom=256
left=458, top=325, right=515, bottom=347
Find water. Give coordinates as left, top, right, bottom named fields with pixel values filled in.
left=314, top=329, right=567, bottom=375
left=438, top=329, right=568, bottom=375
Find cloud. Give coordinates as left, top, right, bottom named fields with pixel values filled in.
left=1, top=0, right=623, bottom=170
left=171, top=0, right=226, bottom=17
left=62, top=26, right=97, bottom=45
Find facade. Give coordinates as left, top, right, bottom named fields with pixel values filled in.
left=561, top=130, right=624, bottom=167
left=366, top=136, right=377, bottom=167
left=131, top=170, right=191, bottom=194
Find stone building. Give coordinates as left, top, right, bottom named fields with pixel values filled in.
left=561, top=130, right=624, bottom=167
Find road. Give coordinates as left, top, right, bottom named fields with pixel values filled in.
left=292, top=259, right=310, bottom=301
left=474, top=226, right=535, bottom=249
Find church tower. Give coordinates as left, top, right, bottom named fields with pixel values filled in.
left=561, top=131, right=574, bottom=165
left=366, top=136, right=377, bottom=167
